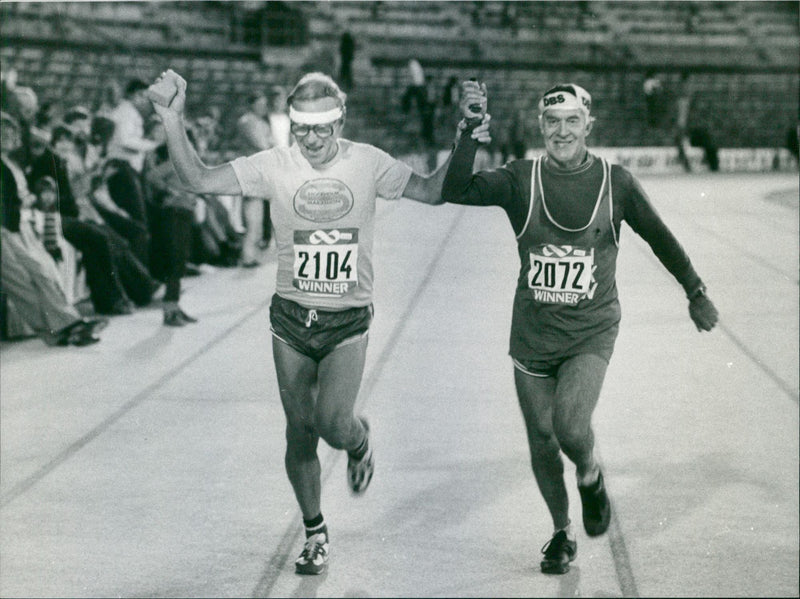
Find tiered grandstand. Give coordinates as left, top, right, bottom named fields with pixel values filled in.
left=1, top=1, right=797, bottom=158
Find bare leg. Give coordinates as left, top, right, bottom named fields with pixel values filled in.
left=514, top=368, right=570, bottom=530
left=272, top=335, right=369, bottom=519
left=273, top=337, right=321, bottom=520
left=314, top=336, right=369, bottom=452
left=552, top=354, right=608, bottom=483
left=514, top=353, right=608, bottom=530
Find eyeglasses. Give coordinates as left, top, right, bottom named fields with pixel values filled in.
left=290, top=122, right=338, bottom=138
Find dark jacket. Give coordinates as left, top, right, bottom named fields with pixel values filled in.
left=1, top=159, right=23, bottom=232
left=28, top=148, right=80, bottom=219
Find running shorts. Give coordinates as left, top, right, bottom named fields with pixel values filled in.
left=269, top=293, right=373, bottom=362
left=511, top=322, right=618, bottom=378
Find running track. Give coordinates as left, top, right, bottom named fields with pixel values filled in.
left=1, top=172, right=797, bottom=598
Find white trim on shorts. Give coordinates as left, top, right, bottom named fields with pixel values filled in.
left=270, top=327, right=370, bottom=355
left=512, top=357, right=552, bottom=378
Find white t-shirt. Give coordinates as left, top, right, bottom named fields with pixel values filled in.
left=231, top=139, right=413, bottom=310
left=106, top=100, right=157, bottom=172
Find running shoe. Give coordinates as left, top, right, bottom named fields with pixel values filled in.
left=578, top=469, right=611, bottom=536
left=295, top=532, right=329, bottom=575
left=540, top=530, right=577, bottom=574
left=347, top=417, right=374, bottom=494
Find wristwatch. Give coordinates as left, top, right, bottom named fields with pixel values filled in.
left=688, top=284, right=707, bottom=301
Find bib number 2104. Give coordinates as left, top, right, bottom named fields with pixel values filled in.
left=293, top=228, right=359, bottom=296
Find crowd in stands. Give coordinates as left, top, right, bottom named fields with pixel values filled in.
left=1, top=67, right=289, bottom=347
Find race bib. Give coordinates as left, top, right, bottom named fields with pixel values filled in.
left=293, top=228, right=358, bottom=296
left=528, top=244, right=596, bottom=305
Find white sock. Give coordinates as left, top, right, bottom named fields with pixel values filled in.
left=577, top=463, right=600, bottom=487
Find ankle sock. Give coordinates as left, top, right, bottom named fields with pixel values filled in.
left=577, top=464, right=600, bottom=487
left=303, top=514, right=327, bottom=538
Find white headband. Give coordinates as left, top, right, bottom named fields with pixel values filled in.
left=289, top=106, right=343, bottom=125
left=538, top=85, right=592, bottom=118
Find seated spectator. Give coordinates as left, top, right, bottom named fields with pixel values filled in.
left=191, top=194, right=243, bottom=268
left=31, top=175, right=70, bottom=265
left=90, top=163, right=151, bottom=269
left=63, top=105, right=103, bottom=177
left=35, top=100, right=61, bottom=138
left=1, top=112, right=107, bottom=346
left=30, top=125, right=162, bottom=314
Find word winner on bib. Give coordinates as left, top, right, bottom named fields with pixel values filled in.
left=528, top=244, right=597, bottom=305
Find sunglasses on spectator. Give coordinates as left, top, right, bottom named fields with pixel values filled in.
left=290, top=121, right=339, bottom=138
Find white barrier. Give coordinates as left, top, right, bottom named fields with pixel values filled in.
left=572, top=147, right=797, bottom=175
left=409, top=147, right=797, bottom=176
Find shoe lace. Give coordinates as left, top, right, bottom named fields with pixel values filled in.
left=301, top=533, right=327, bottom=561
left=541, top=531, right=566, bottom=557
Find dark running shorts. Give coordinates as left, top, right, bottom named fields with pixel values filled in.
left=269, top=293, right=373, bottom=362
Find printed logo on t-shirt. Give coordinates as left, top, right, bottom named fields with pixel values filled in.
left=293, top=178, right=354, bottom=222
left=293, top=228, right=358, bottom=296
left=528, top=244, right=597, bottom=305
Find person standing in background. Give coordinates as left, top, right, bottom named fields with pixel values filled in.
left=338, top=31, right=356, bottom=91
left=236, top=91, right=274, bottom=267
left=105, top=79, right=159, bottom=266
left=674, top=72, right=692, bottom=172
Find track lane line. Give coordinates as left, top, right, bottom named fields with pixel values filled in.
left=0, top=299, right=272, bottom=508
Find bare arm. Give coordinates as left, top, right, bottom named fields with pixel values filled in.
left=149, top=70, right=242, bottom=196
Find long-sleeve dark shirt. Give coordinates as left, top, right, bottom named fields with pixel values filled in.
left=442, top=134, right=703, bottom=298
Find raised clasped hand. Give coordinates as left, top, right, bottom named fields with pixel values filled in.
left=149, top=69, right=187, bottom=116
left=459, top=80, right=488, bottom=121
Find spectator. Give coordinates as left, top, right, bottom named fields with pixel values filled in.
left=95, top=79, right=123, bottom=117
left=642, top=69, right=666, bottom=128
left=1, top=111, right=107, bottom=346
left=420, top=75, right=438, bottom=149
left=236, top=91, right=274, bottom=266
left=401, top=59, right=426, bottom=115
left=689, top=127, right=720, bottom=172
left=31, top=175, right=69, bottom=265
left=34, top=100, right=60, bottom=138
left=30, top=125, right=160, bottom=314
left=105, top=78, right=159, bottom=266
left=674, top=72, right=693, bottom=172
left=268, top=85, right=291, bottom=148
left=63, top=105, right=102, bottom=173
left=338, top=31, right=356, bottom=90
left=502, top=102, right=535, bottom=162
left=501, top=1, right=519, bottom=36
left=143, top=116, right=200, bottom=326
left=191, top=193, right=243, bottom=268
left=5, top=83, right=39, bottom=169
left=786, top=123, right=799, bottom=165
left=441, top=76, right=461, bottom=128
left=262, top=85, right=292, bottom=249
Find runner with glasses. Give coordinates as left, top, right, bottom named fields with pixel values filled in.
left=147, top=69, right=490, bottom=575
